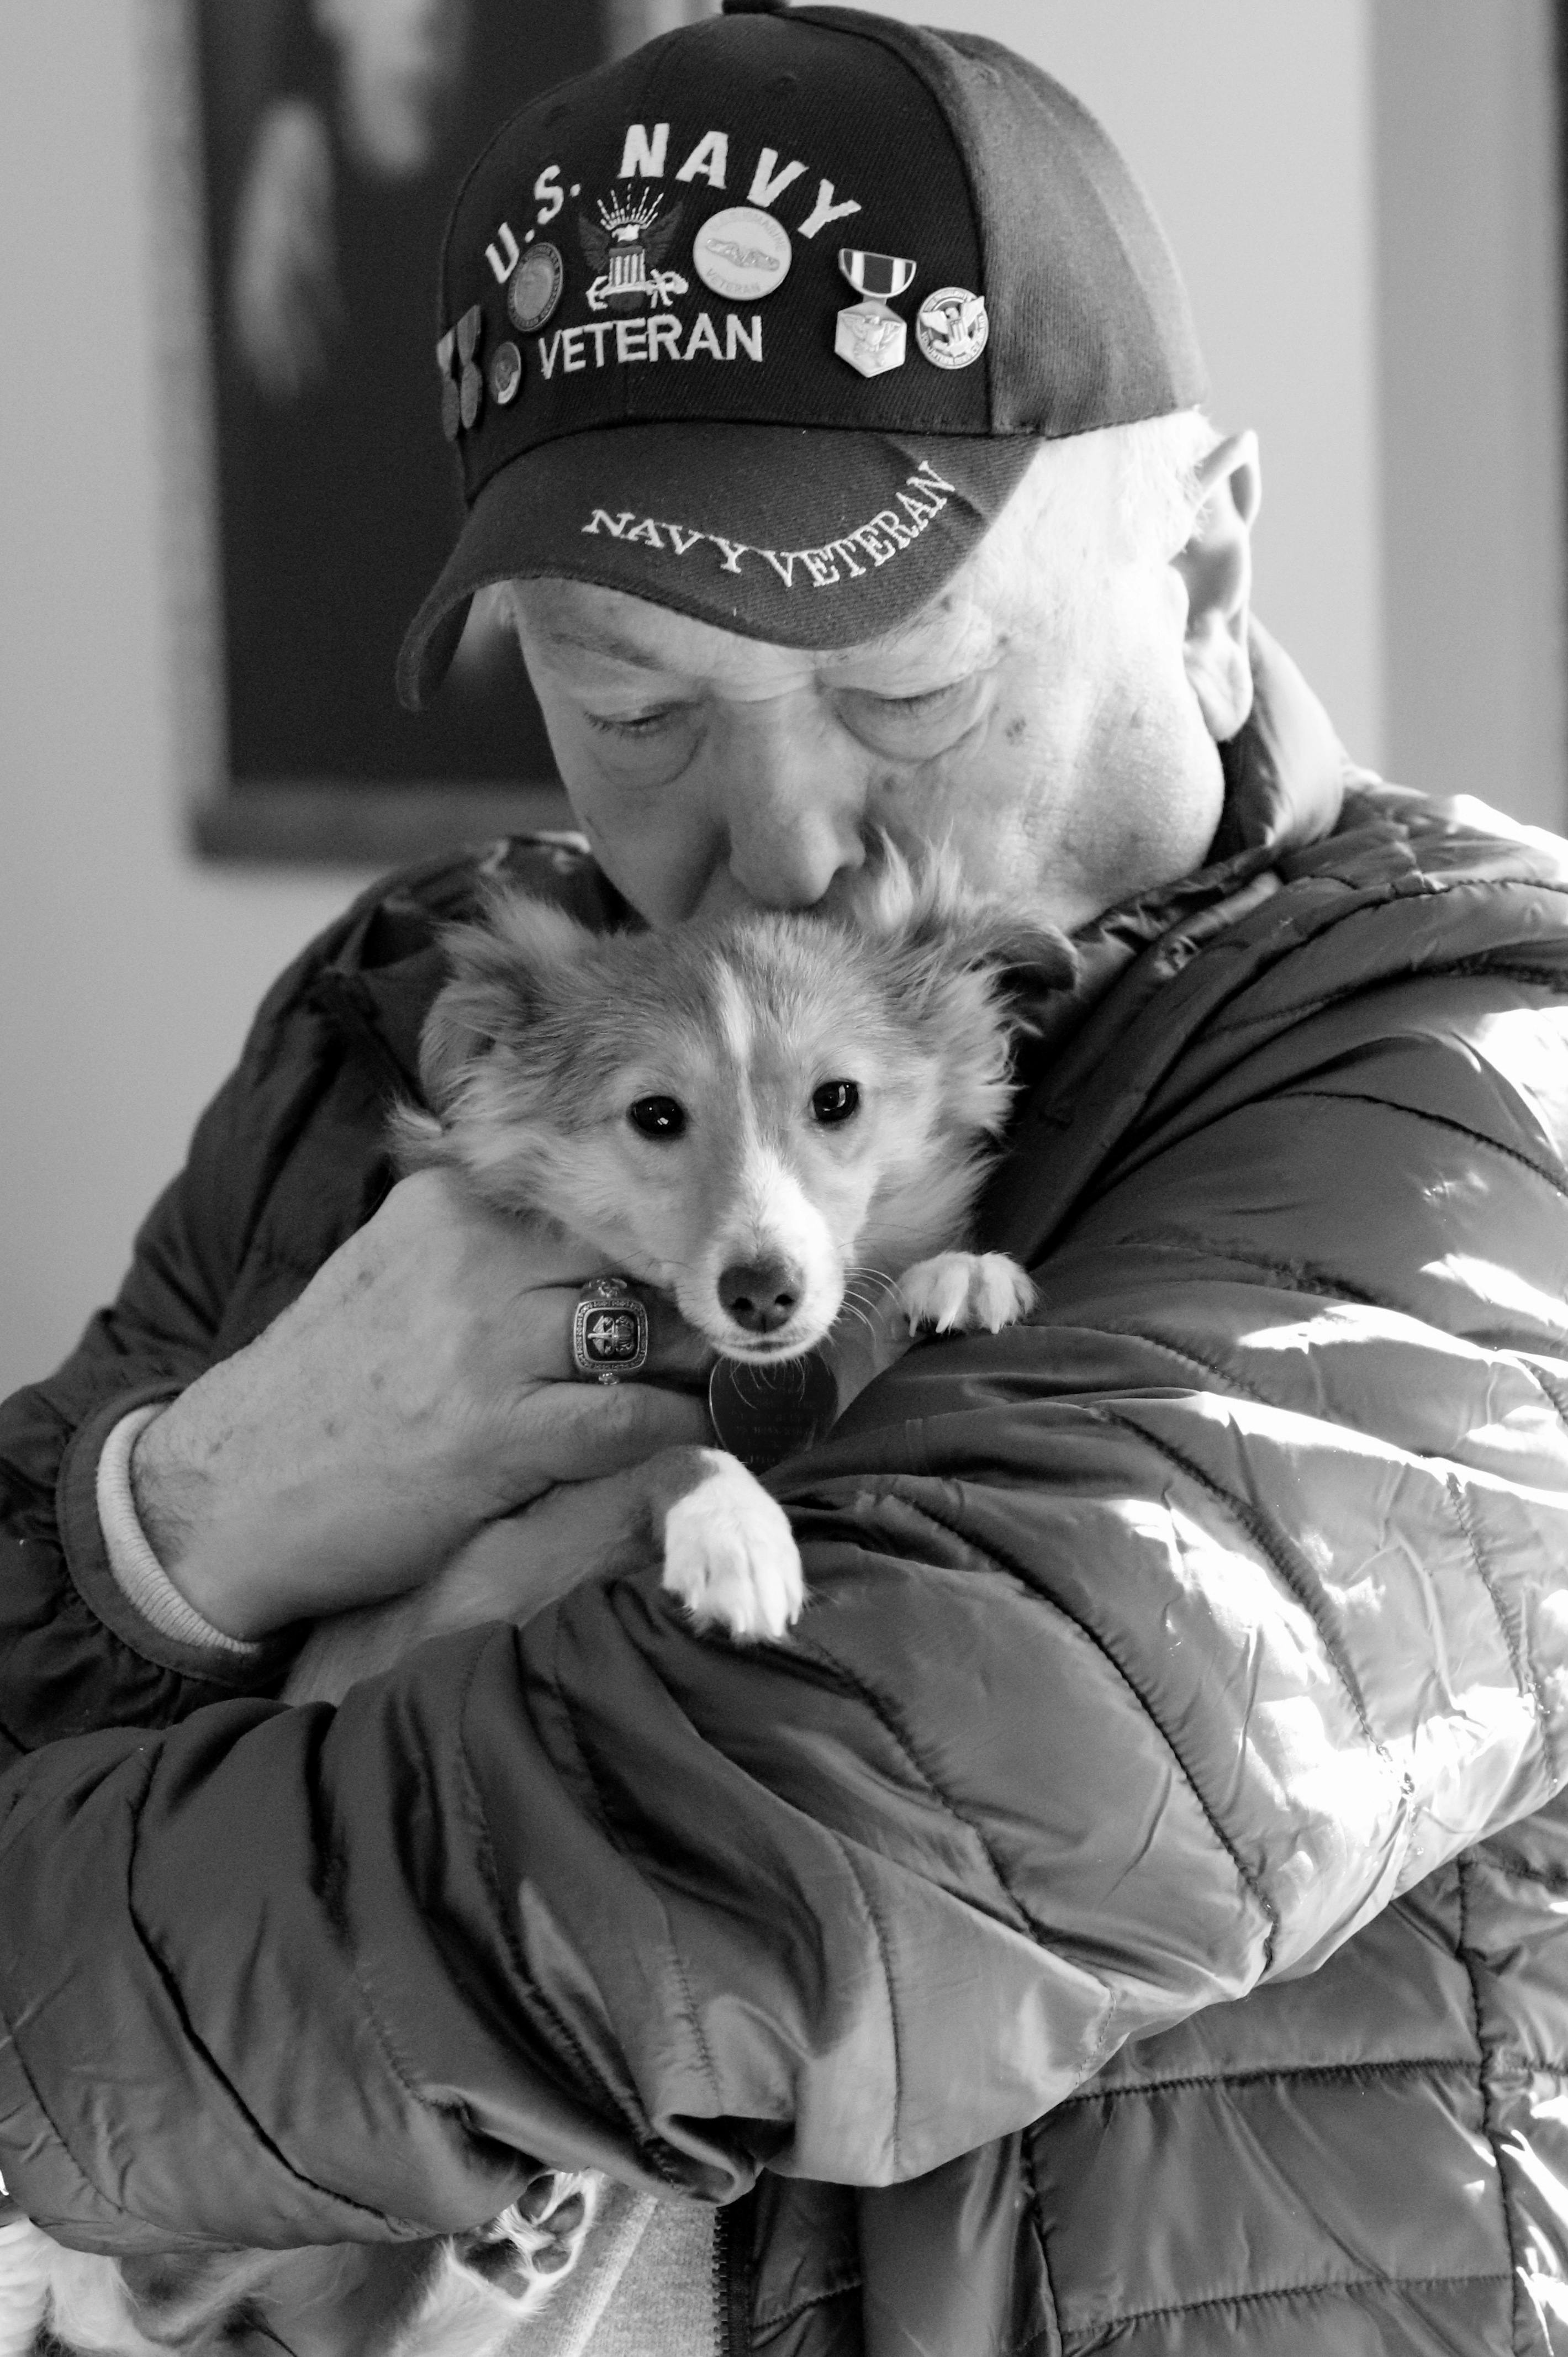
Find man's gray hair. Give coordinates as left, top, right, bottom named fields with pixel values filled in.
left=1018, top=408, right=1220, bottom=578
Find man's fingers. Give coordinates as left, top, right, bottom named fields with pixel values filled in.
left=377, top=1174, right=713, bottom=1385
left=522, top=1379, right=712, bottom=1484
left=641, top=1291, right=717, bottom=1381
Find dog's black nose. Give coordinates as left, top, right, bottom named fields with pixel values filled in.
left=719, top=1257, right=803, bottom=1333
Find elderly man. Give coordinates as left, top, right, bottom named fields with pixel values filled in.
left=6, top=6, right=1568, bottom=2353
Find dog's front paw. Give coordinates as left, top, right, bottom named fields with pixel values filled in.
left=453, top=2172, right=604, bottom=2317
left=661, top=1449, right=804, bottom=1641
left=898, top=1251, right=1037, bottom=1335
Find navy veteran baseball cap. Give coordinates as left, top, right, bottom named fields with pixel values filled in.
left=397, top=0, right=1206, bottom=709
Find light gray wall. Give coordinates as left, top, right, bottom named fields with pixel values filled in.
left=1374, top=0, right=1566, bottom=825
left=2, top=1, right=1563, bottom=1399
left=0, top=3, right=375, bottom=1398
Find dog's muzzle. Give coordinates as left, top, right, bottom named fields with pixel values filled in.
left=570, top=1275, right=651, bottom=1383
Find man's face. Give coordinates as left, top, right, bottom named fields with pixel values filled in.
left=510, top=438, right=1232, bottom=935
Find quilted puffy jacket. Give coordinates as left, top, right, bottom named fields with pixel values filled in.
left=7, top=636, right=1568, bottom=2355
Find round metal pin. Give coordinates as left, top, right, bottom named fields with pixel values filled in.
left=490, top=341, right=522, bottom=403
left=708, top=1350, right=839, bottom=1474
left=915, top=286, right=990, bottom=370
left=509, top=241, right=563, bottom=332
left=691, top=205, right=792, bottom=303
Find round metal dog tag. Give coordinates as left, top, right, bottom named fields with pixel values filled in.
left=692, top=206, right=793, bottom=302
left=709, top=1351, right=839, bottom=1473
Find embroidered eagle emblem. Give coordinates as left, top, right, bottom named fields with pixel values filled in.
left=579, top=189, right=688, bottom=313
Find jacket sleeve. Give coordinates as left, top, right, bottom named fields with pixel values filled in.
left=3, top=951, right=1568, bottom=2254
left=0, top=905, right=389, bottom=1757
left=0, top=841, right=598, bottom=1761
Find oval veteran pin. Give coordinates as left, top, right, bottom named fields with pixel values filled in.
left=692, top=206, right=793, bottom=304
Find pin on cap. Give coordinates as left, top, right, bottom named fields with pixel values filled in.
left=435, top=328, right=460, bottom=441
left=916, top=286, right=988, bottom=371
left=583, top=188, right=687, bottom=314
left=457, top=304, right=484, bottom=431
left=692, top=205, right=793, bottom=303
left=397, top=3, right=1208, bottom=708
left=509, top=240, right=563, bottom=332
left=835, top=247, right=916, bottom=379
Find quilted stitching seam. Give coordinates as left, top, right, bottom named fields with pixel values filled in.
left=801, top=1492, right=1281, bottom=1984
left=752, top=2269, right=862, bottom=2335
left=1017, top=2127, right=1065, bottom=2357
left=1097, top=1227, right=1389, bottom=1310
left=825, top=1830, right=904, bottom=2180
left=1058, top=2054, right=1480, bottom=2105
left=1444, top=1472, right=1558, bottom=1783
left=488, top=1624, right=699, bottom=2182
left=1456, top=1853, right=1532, bottom=2357
left=121, top=1786, right=413, bottom=2230
left=1285, top=1087, right=1568, bottom=1204
left=1094, top=1409, right=1397, bottom=1785
left=1068, top=2266, right=1515, bottom=2341
left=789, top=1613, right=1034, bottom=1943
left=535, top=1642, right=724, bottom=2130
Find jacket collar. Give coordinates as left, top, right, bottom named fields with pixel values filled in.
left=1075, top=615, right=1348, bottom=966
left=315, top=841, right=622, bottom=1101
left=1209, top=617, right=1348, bottom=865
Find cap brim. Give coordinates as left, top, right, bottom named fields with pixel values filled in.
left=397, top=422, right=1040, bottom=710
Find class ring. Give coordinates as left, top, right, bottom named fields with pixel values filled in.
left=571, top=1275, right=651, bottom=1383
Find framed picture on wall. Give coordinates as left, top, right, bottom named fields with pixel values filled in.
left=146, top=0, right=713, bottom=864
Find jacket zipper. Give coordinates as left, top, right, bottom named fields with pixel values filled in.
left=713, top=2190, right=756, bottom=2357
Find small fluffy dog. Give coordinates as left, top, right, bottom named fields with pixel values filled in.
left=392, top=843, right=1074, bottom=1644
left=5, top=849, right=1073, bottom=2357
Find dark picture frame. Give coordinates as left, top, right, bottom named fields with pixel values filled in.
left=145, top=0, right=711, bottom=864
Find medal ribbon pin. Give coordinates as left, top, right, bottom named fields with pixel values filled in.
left=836, top=248, right=917, bottom=378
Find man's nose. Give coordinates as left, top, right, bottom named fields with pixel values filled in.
left=712, top=708, right=867, bottom=909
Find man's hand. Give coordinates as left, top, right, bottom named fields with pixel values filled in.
left=132, top=1171, right=710, bottom=1639
left=281, top=1462, right=668, bottom=1705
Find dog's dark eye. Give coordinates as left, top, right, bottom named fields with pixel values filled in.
left=628, top=1095, right=687, bottom=1140
left=811, top=1079, right=860, bottom=1126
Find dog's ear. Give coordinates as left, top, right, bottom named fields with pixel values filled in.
left=849, top=839, right=1079, bottom=993
left=939, top=908, right=1079, bottom=992
left=418, top=892, right=599, bottom=1113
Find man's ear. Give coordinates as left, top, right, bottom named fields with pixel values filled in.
left=1173, top=430, right=1261, bottom=743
